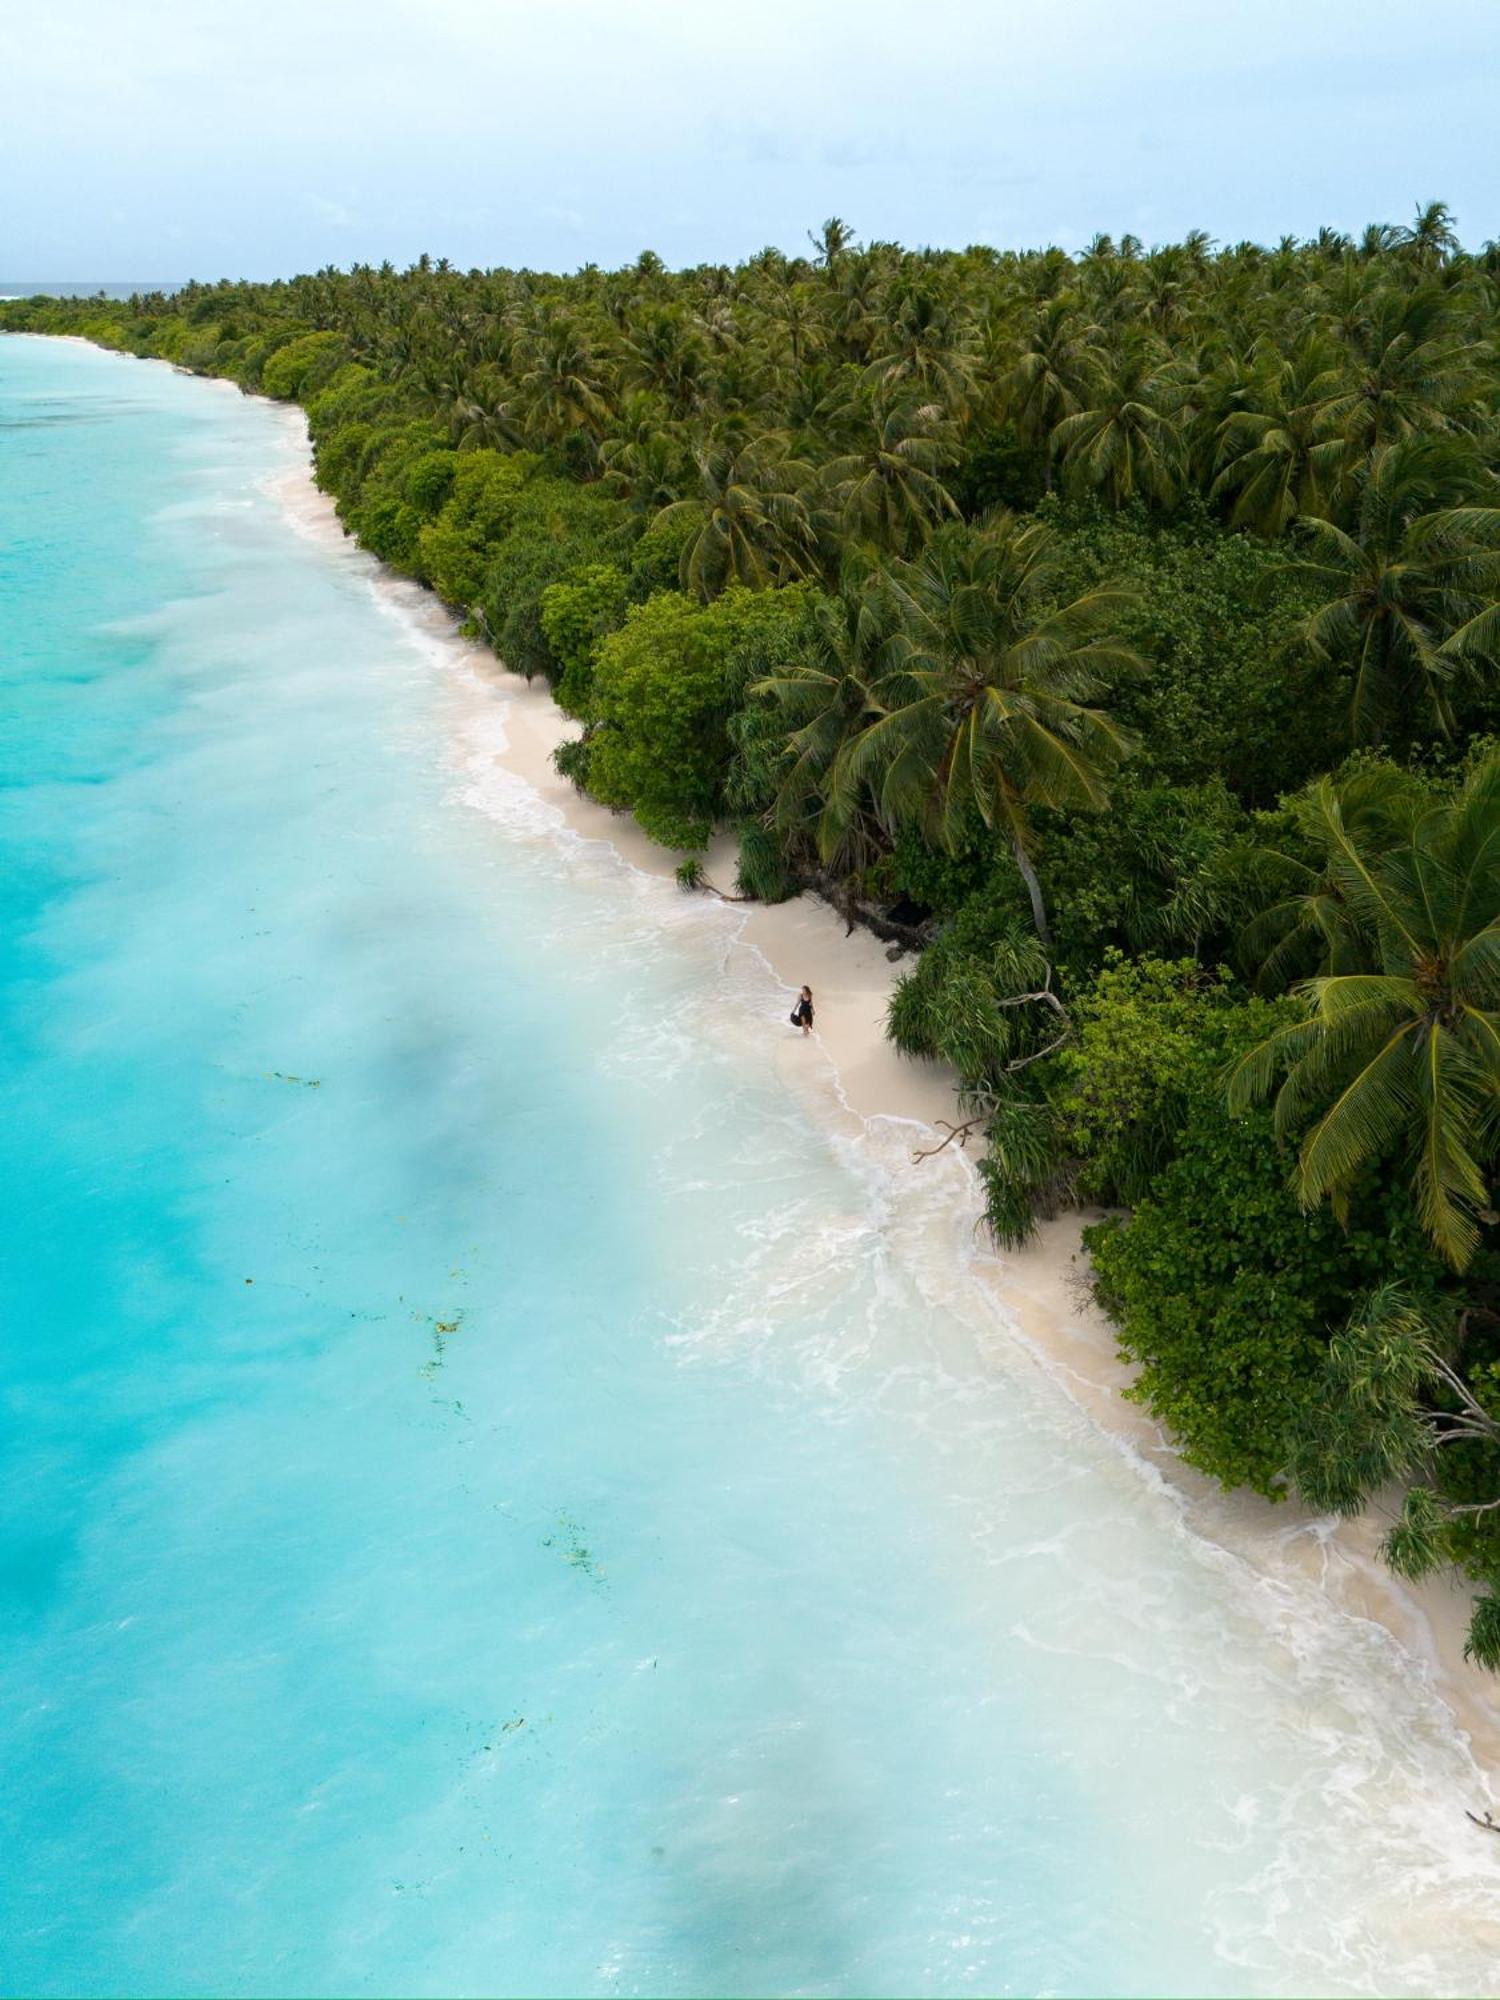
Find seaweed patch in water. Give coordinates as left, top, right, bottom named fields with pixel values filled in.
left=416, top=1307, right=465, bottom=1379
left=542, top=1513, right=603, bottom=1581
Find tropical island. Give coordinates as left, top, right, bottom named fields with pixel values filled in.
left=11, top=203, right=1500, bottom=1670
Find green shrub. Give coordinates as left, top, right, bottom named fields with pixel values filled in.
left=476, top=480, right=630, bottom=678
left=412, top=452, right=535, bottom=607
left=261, top=330, right=346, bottom=401
left=1037, top=778, right=1256, bottom=981
left=628, top=509, right=698, bottom=600
left=540, top=564, right=630, bottom=716
left=1041, top=502, right=1341, bottom=804
left=735, top=822, right=796, bottom=902
left=403, top=449, right=460, bottom=517
left=1071, top=960, right=1442, bottom=1495
left=887, top=911, right=1050, bottom=1081
left=578, top=586, right=813, bottom=849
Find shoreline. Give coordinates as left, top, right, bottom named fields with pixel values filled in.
left=259, top=406, right=1500, bottom=1796
left=478, top=648, right=1500, bottom=1783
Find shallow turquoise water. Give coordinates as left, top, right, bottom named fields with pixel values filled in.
left=2, top=336, right=1497, bottom=1998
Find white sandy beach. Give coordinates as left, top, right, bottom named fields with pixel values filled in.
left=264, top=405, right=1500, bottom=1813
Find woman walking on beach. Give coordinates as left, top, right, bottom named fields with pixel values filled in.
left=791, top=985, right=815, bottom=1036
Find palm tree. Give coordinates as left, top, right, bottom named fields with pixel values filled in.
left=762, top=282, right=827, bottom=371
left=1280, top=437, right=1500, bottom=742
left=1080, top=253, right=1142, bottom=331
left=1229, top=751, right=1500, bottom=1268
left=1241, top=761, right=1431, bottom=991
left=821, top=400, right=959, bottom=555
left=778, top=357, right=862, bottom=460
left=863, top=280, right=974, bottom=407
left=1141, top=254, right=1192, bottom=337
left=510, top=314, right=612, bottom=452
left=599, top=393, right=691, bottom=511
left=1210, top=334, right=1347, bottom=536
left=446, top=356, right=524, bottom=450
left=1312, top=226, right=1354, bottom=259
left=810, top=217, right=857, bottom=269
left=1002, top=297, right=1098, bottom=483
left=1051, top=339, right=1188, bottom=508
left=752, top=567, right=897, bottom=872
left=1397, top=200, right=1461, bottom=267
left=826, top=251, right=886, bottom=367
left=1314, top=285, right=1480, bottom=460
left=823, top=519, right=1141, bottom=941
left=619, top=307, right=708, bottom=419
left=1359, top=222, right=1402, bottom=259
left=653, top=428, right=819, bottom=598
left=1307, top=253, right=1382, bottom=348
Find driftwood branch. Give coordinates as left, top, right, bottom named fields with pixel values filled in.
left=912, top=1115, right=990, bottom=1163
left=697, top=876, right=753, bottom=904
left=1466, top=1809, right=1500, bottom=1834
left=911, top=965, right=1071, bottom=1163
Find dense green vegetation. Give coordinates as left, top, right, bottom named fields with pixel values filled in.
left=10, top=202, right=1500, bottom=1659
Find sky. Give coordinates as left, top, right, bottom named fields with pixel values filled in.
left=3, top=0, right=1498, bottom=282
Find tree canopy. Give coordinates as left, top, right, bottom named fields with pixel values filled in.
left=12, top=201, right=1500, bottom=1663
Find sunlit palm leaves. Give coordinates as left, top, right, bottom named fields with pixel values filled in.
left=1001, top=298, right=1099, bottom=476
left=821, top=401, right=959, bottom=556
left=654, top=429, right=820, bottom=598
left=862, top=279, right=975, bottom=408
left=510, top=314, right=612, bottom=452
left=1211, top=335, right=1347, bottom=536
left=761, top=520, right=1140, bottom=941
left=751, top=567, right=898, bottom=873
left=1311, top=285, right=1484, bottom=459
left=1231, top=752, right=1500, bottom=1267
left=1051, top=340, right=1189, bottom=507
left=1280, top=438, right=1500, bottom=742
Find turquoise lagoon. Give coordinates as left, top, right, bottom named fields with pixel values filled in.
left=1, top=335, right=1497, bottom=1997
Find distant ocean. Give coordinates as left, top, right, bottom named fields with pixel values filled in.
left=3, top=332, right=1500, bottom=1998
left=0, top=282, right=179, bottom=300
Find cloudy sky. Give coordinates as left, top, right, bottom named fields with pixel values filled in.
left=4, top=0, right=1497, bottom=280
